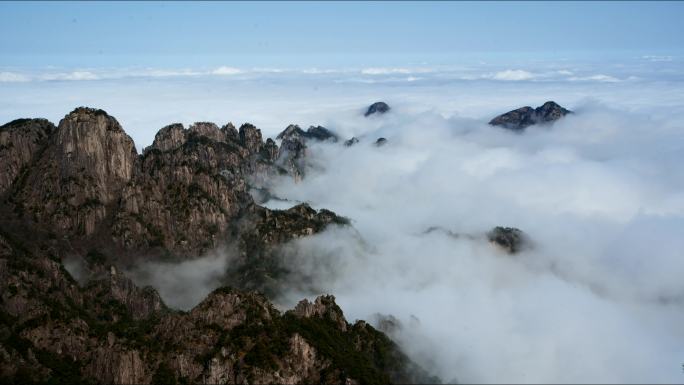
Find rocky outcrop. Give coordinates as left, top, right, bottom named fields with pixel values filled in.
left=305, top=125, right=338, bottom=142
left=8, top=108, right=137, bottom=236
left=151, top=123, right=186, bottom=151
left=0, top=107, right=348, bottom=260
left=0, top=118, right=55, bottom=196
left=85, top=265, right=166, bottom=320
left=227, top=204, right=350, bottom=296
left=423, top=225, right=532, bottom=254
left=111, top=123, right=257, bottom=255
left=276, top=124, right=338, bottom=143
left=365, top=101, right=391, bottom=117
left=239, top=123, right=263, bottom=155
left=344, top=137, right=360, bottom=147
left=273, top=124, right=339, bottom=181
left=375, top=137, right=388, bottom=147
left=277, top=133, right=308, bottom=182
left=487, top=226, right=530, bottom=254
left=293, top=295, right=347, bottom=331
left=489, top=101, right=571, bottom=130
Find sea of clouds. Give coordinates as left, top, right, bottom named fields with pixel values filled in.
left=9, top=56, right=684, bottom=383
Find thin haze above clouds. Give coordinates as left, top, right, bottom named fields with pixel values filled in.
left=6, top=55, right=684, bottom=383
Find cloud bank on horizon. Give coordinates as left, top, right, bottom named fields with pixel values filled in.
left=1, top=55, right=683, bottom=149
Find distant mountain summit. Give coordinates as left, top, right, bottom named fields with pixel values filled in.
left=489, top=101, right=571, bottom=130
left=276, top=124, right=338, bottom=142
left=364, top=101, right=391, bottom=117
left=275, top=124, right=339, bottom=180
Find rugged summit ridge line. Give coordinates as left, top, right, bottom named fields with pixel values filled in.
left=0, top=107, right=436, bottom=384
left=489, top=101, right=572, bottom=131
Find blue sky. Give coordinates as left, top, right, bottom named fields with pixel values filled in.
left=1, top=1, right=683, bottom=68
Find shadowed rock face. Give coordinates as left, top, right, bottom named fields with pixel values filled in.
left=276, top=124, right=338, bottom=143
left=226, top=203, right=351, bottom=297
left=364, top=101, right=391, bottom=117
left=489, top=101, right=571, bottom=131
left=304, top=125, right=338, bottom=142
left=375, top=137, right=388, bottom=147
left=487, top=226, right=530, bottom=254
left=274, top=124, right=339, bottom=181
left=8, top=107, right=137, bottom=236
left=0, top=118, right=55, bottom=195
left=344, top=137, right=360, bottom=147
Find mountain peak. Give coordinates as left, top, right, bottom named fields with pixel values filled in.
left=489, top=101, right=571, bottom=130
left=364, top=101, right=390, bottom=117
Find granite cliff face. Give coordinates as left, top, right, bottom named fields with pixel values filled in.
left=111, top=121, right=258, bottom=255
left=5, top=108, right=137, bottom=237
left=489, top=101, right=571, bottom=131
left=0, top=107, right=434, bottom=384
left=0, top=107, right=337, bottom=259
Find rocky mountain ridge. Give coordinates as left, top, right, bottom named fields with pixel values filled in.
left=0, top=107, right=436, bottom=384
left=0, top=107, right=342, bottom=259
left=489, top=101, right=572, bottom=130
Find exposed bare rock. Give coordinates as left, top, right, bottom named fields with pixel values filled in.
left=487, top=226, right=531, bottom=254
left=276, top=124, right=338, bottom=143
left=277, top=134, right=307, bottom=182
left=241, top=204, right=349, bottom=248
left=489, top=101, right=572, bottom=131
left=227, top=204, right=350, bottom=296
left=272, top=124, right=338, bottom=181
left=304, top=125, right=338, bottom=142
left=112, top=131, right=255, bottom=255
left=189, top=122, right=226, bottom=143
left=375, top=137, right=388, bottom=147
left=110, top=117, right=290, bottom=256
left=0, top=107, right=341, bottom=258
left=85, top=265, right=165, bottom=320
left=344, top=136, right=360, bottom=147
left=221, top=122, right=239, bottom=142
left=0, top=118, right=55, bottom=195
left=277, top=124, right=307, bottom=140
left=293, top=295, right=348, bottom=331
left=150, top=123, right=187, bottom=151
left=365, top=101, right=391, bottom=117
left=535, top=101, right=572, bottom=123
left=189, top=288, right=272, bottom=330
left=261, top=138, right=279, bottom=162
left=239, top=123, right=263, bottom=155
left=84, top=348, right=150, bottom=385
left=9, top=107, right=137, bottom=236
left=424, top=225, right=531, bottom=254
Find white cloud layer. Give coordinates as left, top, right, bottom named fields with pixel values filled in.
left=211, top=66, right=242, bottom=75
left=260, top=100, right=684, bottom=383
left=491, top=69, right=536, bottom=81
left=0, top=71, right=31, bottom=82
left=3, top=57, right=684, bottom=382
